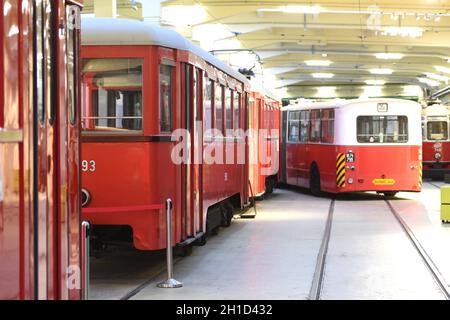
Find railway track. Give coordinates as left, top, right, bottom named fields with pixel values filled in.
left=308, top=192, right=450, bottom=300
left=385, top=200, right=450, bottom=300
left=308, top=199, right=335, bottom=300
left=119, top=256, right=183, bottom=300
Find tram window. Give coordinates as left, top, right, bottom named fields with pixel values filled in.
left=67, top=5, right=80, bottom=125
left=203, top=77, right=213, bottom=131
left=299, top=111, right=309, bottom=142
left=288, top=111, right=300, bottom=142
left=225, top=89, right=232, bottom=133
left=160, top=65, right=173, bottom=132
left=81, top=58, right=144, bottom=133
left=357, top=116, right=408, bottom=143
left=427, top=121, right=448, bottom=140
left=234, top=92, right=241, bottom=130
left=45, top=0, right=55, bottom=125
left=321, top=110, right=334, bottom=143
left=215, top=83, right=224, bottom=132
left=309, top=110, right=321, bottom=142
left=35, top=0, right=45, bottom=125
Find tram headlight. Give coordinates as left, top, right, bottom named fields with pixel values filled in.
left=435, top=152, right=442, bottom=161
left=348, top=178, right=354, bottom=184
left=81, top=188, right=91, bottom=207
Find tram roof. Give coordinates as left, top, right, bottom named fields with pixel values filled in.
left=81, top=18, right=249, bottom=85
left=284, top=98, right=420, bottom=111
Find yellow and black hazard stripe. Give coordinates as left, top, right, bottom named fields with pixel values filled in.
left=336, top=153, right=346, bottom=188
left=418, top=162, right=423, bottom=189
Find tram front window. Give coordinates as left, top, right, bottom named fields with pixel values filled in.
left=427, top=121, right=448, bottom=141
left=81, top=58, right=143, bottom=133
left=357, top=116, right=408, bottom=143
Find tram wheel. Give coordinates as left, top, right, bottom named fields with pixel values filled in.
left=176, top=245, right=193, bottom=257
left=383, top=191, right=398, bottom=198
left=221, top=203, right=234, bottom=228
left=265, top=177, right=274, bottom=194
left=195, top=234, right=207, bottom=246
left=310, top=164, right=322, bottom=197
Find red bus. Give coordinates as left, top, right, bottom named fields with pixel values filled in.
left=80, top=18, right=280, bottom=251
left=281, top=98, right=422, bottom=197
left=422, top=104, right=450, bottom=179
left=0, top=1, right=83, bottom=299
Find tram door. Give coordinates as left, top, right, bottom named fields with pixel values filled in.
left=181, top=64, right=202, bottom=241
left=34, top=0, right=58, bottom=299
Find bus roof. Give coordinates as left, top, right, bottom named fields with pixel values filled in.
left=284, top=98, right=420, bottom=111
left=81, top=18, right=249, bottom=85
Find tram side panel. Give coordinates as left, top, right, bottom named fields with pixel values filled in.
left=80, top=34, right=248, bottom=250
left=0, top=0, right=83, bottom=300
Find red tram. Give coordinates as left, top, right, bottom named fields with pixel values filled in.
left=0, top=1, right=83, bottom=299
left=281, top=98, right=422, bottom=197
left=80, top=18, right=280, bottom=251
left=421, top=104, right=450, bottom=179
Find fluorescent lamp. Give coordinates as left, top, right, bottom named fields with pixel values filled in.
left=282, top=5, right=322, bottom=14
left=317, top=87, right=337, bottom=97
left=312, top=73, right=334, bottom=79
left=365, top=80, right=386, bottom=85
left=417, top=77, right=440, bottom=87
left=374, top=53, right=404, bottom=60
left=363, top=85, right=383, bottom=97
left=381, top=27, right=424, bottom=38
left=305, top=60, right=333, bottom=66
left=425, top=73, right=449, bottom=82
left=434, top=66, right=450, bottom=74
left=369, top=68, right=393, bottom=75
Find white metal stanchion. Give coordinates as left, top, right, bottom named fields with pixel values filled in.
left=81, top=221, right=91, bottom=300
left=157, top=199, right=183, bottom=288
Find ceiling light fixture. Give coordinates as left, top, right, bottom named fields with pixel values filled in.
left=312, top=73, right=334, bottom=79
left=305, top=60, right=333, bottom=66
left=381, top=27, right=424, bottom=38
left=375, top=53, right=404, bottom=60
left=257, top=5, right=322, bottom=14
left=365, top=80, right=386, bottom=85
left=425, top=73, right=449, bottom=82
left=369, top=68, right=393, bottom=75
left=418, top=77, right=440, bottom=87
left=434, top=66, right=450, bottom=74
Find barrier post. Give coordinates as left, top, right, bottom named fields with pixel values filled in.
left=81, top=221, right=91, bottom=300
left=157, top=199, right=183, bottom=288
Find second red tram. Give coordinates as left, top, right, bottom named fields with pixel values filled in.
left=281, top=98, right=422, bottom=197
left=0, top=0, right=83, bottom=300
left=80, top=18, right=280, bottom=251
left=421, top=104, right=450, bottom=179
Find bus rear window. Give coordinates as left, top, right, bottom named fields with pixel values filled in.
left=427, top=121, right=448, bottom=140
left=81, top=58, right=143, bottom=133
left=357, top=116, right=408, bottom=143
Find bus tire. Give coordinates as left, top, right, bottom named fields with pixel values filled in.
left=383, top=191, right=397, bottom=198
left=310, top=164, right=322, bottom=197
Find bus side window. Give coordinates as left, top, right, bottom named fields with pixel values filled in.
left=300, top=111, right=309, bottom=142
left=309, top=110, right=321, bottom=142
left=288, top=111, right=300, bottom=142
left=321, top=109, right=334, bottom=143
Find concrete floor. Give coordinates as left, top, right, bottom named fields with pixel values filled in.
left=89, top=182, right=450, bottom=300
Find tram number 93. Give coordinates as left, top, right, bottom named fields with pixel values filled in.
left=82, top=160, right=96, bottom=173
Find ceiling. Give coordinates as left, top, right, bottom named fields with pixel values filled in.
left=159, top=0, right=450, bottom=100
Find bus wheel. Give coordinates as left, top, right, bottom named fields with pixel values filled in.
left=383, top=191, right=397, bottom=198
left=310, top=165, right=322, bottom=197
